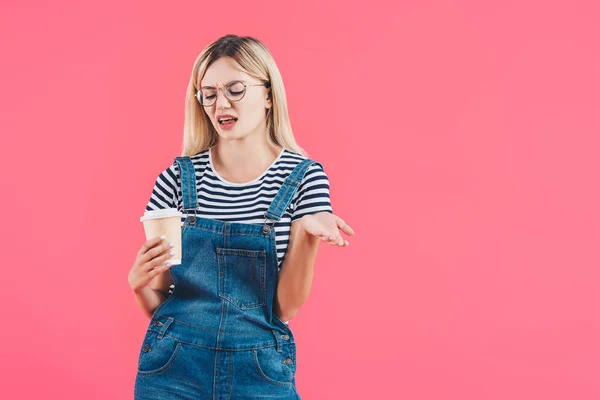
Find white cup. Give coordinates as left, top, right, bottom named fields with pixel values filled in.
left=140, top=208, right=183, bottom=265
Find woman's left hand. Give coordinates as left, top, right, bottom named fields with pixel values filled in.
left=300, top=212, right=355, bottom=247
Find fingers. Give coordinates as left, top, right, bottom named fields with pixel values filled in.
left=318, top=233, right=349, bottom=247
left=138, top=235, right=165, bottom=256
left=141, top=240, right=173, bottom=263
left=144, top=249, right=176, bottom=271
left=148, top=260, right=175, bottom=278
left=335, top=215, right=355, bottom=236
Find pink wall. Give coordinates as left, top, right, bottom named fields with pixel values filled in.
left=1, top=0, right=599, bottom=398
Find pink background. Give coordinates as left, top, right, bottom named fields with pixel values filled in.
left=2, top=0, right=599, bottom=399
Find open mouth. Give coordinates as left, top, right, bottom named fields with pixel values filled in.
left=218, top=117, right=238, bottom=125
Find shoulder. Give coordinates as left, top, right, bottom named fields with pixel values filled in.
left=282, top=150, right=331, bottom=202
left=278, top=149, right=328, bottom=177
left=170, top=149, right=210, bottom=177
left=285, top=150, right=332, bottom=219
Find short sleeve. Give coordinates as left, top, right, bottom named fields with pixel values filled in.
left=145, top=163, right=179, bottom=212
left=290, top=162, right=333, bottom=222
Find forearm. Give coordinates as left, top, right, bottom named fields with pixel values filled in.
left=276, top=227, right=320, bottom=321
left=133, top=286, right=168, bottom=319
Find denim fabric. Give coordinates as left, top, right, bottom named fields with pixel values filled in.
left=134, top=156, right=316, bottom=399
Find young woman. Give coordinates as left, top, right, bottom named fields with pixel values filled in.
left=128, top=34, right=354, bottom=399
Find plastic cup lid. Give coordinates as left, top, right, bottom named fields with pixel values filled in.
left=140, top=208, right=183, bottom=222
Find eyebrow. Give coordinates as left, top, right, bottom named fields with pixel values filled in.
left=200, top=80, right=244, bottom=89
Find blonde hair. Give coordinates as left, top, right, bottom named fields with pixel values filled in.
left=180, top=34, right=307, bottom=157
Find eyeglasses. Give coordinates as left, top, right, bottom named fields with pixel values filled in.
left=195, top=80, right=269, bottom=107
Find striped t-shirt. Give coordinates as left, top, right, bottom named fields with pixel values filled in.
left=145, top=147, right=333, bottom=270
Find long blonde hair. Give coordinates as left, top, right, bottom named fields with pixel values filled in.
left=181, top=34, right=307, bottom=157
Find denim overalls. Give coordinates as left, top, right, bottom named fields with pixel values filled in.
left=134, top=155, right=316, bottom=399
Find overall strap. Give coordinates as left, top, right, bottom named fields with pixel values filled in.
left=263, top=158, right=315, bottom=233
left=174, top=156, right=198, bottom=212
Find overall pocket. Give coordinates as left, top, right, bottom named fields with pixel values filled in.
left=217, top=248, right=267, bottom=310
left=137, top=329, right=182, bottom=376
left=252, top=343, right=297, bottom=388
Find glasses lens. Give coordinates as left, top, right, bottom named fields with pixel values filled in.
left=199, top=88, right=216, bottom=106
left=226, top=81, right=246, bottom=101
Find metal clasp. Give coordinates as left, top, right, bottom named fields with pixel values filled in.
left=188, top=209, right=197, bottom=225
left=262, top=211, right=277, bottom=234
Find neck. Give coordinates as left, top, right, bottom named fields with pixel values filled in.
left=211, top=132, right=282, bottom=183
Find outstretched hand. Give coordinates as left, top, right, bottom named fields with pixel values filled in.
left=300, top=212, right=355, bottom=247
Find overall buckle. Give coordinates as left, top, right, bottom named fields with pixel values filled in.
left=262, top=211, right=277, bottom=234
left=187, top=209, right=197, bottom=225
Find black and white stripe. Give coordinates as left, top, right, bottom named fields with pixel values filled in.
left=145, top=148, right=333, bottom=269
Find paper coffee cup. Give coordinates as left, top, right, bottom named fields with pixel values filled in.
left=140, top=208, right=183, bottom=265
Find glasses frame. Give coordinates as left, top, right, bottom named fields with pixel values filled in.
left=195, top=80, right=268, bottom=107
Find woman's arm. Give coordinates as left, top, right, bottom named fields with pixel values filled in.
left=275, top=212, right=354, bottom=322
left=275, top=219, right=321, bottom=322
left=274, top=161, right=353, bottom=321
left=133, top=286, right=169, bottom=319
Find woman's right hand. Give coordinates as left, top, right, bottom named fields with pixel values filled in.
left=128, top=236, right=176, bottom=292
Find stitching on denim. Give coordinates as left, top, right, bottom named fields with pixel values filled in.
left=217, top=251, right=226, bottom=307
left=212, top=349, right=219, bottom=400
left=158, top=317, right=175, bottom=339
left=290, top=343, right=297, bottom=375
left=137, top=342, right=182, bottom=376
left=216, top=248, right=266, bottom=257
left=185, top=159, right=197, bottom=210
left=155, top=333, right=280, bottom=351
left=154, top=313, right=216, bottom=333
left=272, top=330, right=282, bottom=353
left=227, top=350, right=233, bottom=400
left=152, top=313, right=278, bottom=335
left=252, top=349, right=293, bottom=388
left=181, top=220, right=277, bottom=237
left=182, top=159, right=189, bottom=208
left=136, top=383, right=187, bottom=398
left=266, top=159, right=313, bottom=220
left=275, top=176, right=303, bottom=217
left=149, top=327, right=270, bottom=336
left=217, top=250, right=267, bottom=309
left=216, top=298, right=226, bottom=347
left=185, top=225, right=267, bottom=237
left=260, top=251, right=266, bottom=305
left=180, top=159, right=190, bottom=209
left=275, top=183, right=292, bottom=216
left=268, top=182, right=292, bottom=220
left=268, top=237, right=282, bottom=313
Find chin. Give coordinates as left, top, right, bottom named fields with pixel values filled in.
left=216, top=119, right=264, bottom=140
left=217, top=129, right=249, bottom=141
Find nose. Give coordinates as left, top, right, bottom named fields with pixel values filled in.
left=215, top=84, right=231, bottom=110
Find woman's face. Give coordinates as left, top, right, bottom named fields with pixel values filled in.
left=200, top=57, right=271, bottom=141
